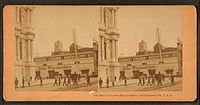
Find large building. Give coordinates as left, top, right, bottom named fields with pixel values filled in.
left=34, top=40, right=98, bottom=79
left=15, top=7, right=36, bottom=84
left=119, top=39, right=182, bottom=79
left=99, top=7, right=121, bottom=83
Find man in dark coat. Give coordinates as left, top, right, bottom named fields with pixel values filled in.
left=138, top=77, right=142, bottom=86
left=99, top=78, right=103, bottom=88
left=106, top=77, right=109, bottom=88
left=22, top=77, right=25, bottom=88
left=142, top=77, right=146, bottom=86
left=68, top=75, right=71, bottom=86
left=170, top=75, right=175, bottom=86
left=40, top=76, right=43, bottom=86
left=15, top=78, right=19, bottom=88
left=63, top=76, right=67, bottom=86
left=147, top=76, right=151, bottom=86
left=53, top=77, right=58, bottom=86
left=124, top=77, right=127, bottom=86
left=58, top=77, right=61, bottom=86
left=87, top=74, right=91, bottom=86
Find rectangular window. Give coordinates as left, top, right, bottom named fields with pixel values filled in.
left=127, top=64, right=132, bottom=66
left=43, top=64, right=47, bottom=66
left=58, top=63, right=62, bottom=65
left=142, top=63, right=147, bottom=65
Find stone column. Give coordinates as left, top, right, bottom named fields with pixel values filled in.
left=114, top=10, right=117, bottom=28
left=102, top=8, right=104, bottom=25
left=18, top=37, right=21, bottom=61
left=102, top=37, right=105, bottom=61
left=112, top=40, right=115, bottom=62
left=30, top=9, right=33, bottom=28
left=27, top=9, right=30, bottom=28
left=16, top=7, right=19, bottom=26
left=27, top=39, right=31, bottom=62
left=99, top=36, right=102, bottom=62
left=112, top=9, right=115, bottom=28
left=16, top=36, right=18, bottom=61
left=115, top=40, right=118, bottom=62
left=30, top=40, right=33, bottom=62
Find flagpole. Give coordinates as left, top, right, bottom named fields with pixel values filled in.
left=157, top=28, right=162, bottom=73
left=73, top=28, right=78, bottom=75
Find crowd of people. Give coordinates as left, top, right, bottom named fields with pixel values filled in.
left=15, top=76, right=43, bottom=88
left=137, top=73, right=176, bottom=87
left=53, top=72, right=91, bottom=87
left=99, top=76, right=128, bottom=88
left=15, top=72, right=92, bottom=88
left=99, top=72, right=176, bottom=89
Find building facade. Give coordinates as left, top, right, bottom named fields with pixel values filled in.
left=34, top=41, right=98, bottom=79
left=15, top=7, right=36, bottom=84
left=119, top=40, right=182, bottom=79
left=99, top=7, right=121, bottom=82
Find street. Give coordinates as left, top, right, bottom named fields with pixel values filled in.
left=100, top=77, right=182, bottom=91
left=16, top=77, right=98, bottom=91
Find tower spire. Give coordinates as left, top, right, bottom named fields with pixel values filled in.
left=72, top=28, right=78, bottom=58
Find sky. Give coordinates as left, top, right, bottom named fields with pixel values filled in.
left=32, top=6, right=182, bottom=57
left=32, top=7, right=98, bottom=56
left=118, top=7, right=182, bottom=56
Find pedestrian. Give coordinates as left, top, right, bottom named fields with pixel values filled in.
left=162, top=75, right=165, bottom=82
left=78, top=74, right=81, bottom=82
left=147, top=76, right=151, bottom=86
left=35, top=76, right=37, bottom=81
left=157, top=76, right=162, bottom=86
left=15, top=78, right=19, bottom=88
left=58, top=77, right=61, bottom=86
left=124, top=77, right=127, bottom=86
left=53, top=77, right=58, bottom=86
left=114, top=76, right=117, bottom=81
left=63, top=76, right=67, bottom=86
left=112, top=81, right=115, bottom=86
left=142, top=77, right=145, bottom=86
left=74, top=72, right=78, bottom=86
left=30, top=76, right=32, bottom=81
left=87, top=74, right=91, bottom=86
left=68, top=75, right=71, bottom=86
left=138, top=77, right=142, bottom=86
left=152, top=76, right=156, bottom=86
left=28, top=80, right=30, bottom=87
left=106, top=77, right=109, bottom=88
left=40, top=76, right=43, bottom=86
left=170, top=75, right=175, bottom=86
left=99, top=78, right=103, bottom=88
left=22, top=77, right=25, bottom=88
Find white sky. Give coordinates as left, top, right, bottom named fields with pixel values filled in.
left=118, top=7, right=182, bottom=56
left=32, top=6, right=182, bottom=57
left=32, top=7, right=98, bottom=56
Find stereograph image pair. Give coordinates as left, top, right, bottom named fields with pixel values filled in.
left=14, top=6, right=183, bottom=92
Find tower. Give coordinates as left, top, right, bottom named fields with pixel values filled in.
left=177, top=35, right=182, bottom=76
left=54, top=40, right=63, bottom=52
left=99, top=7, right=120, bottom=83
left=15, top=7, right=36, bottom=85
left=139, top=40, right=147, bottom=52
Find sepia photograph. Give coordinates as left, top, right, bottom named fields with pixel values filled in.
left=14, top=7, right=99, bottom=91
left=98, top=7, right=183, bottom=91
left=3, top=5, right=196, bottom=101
